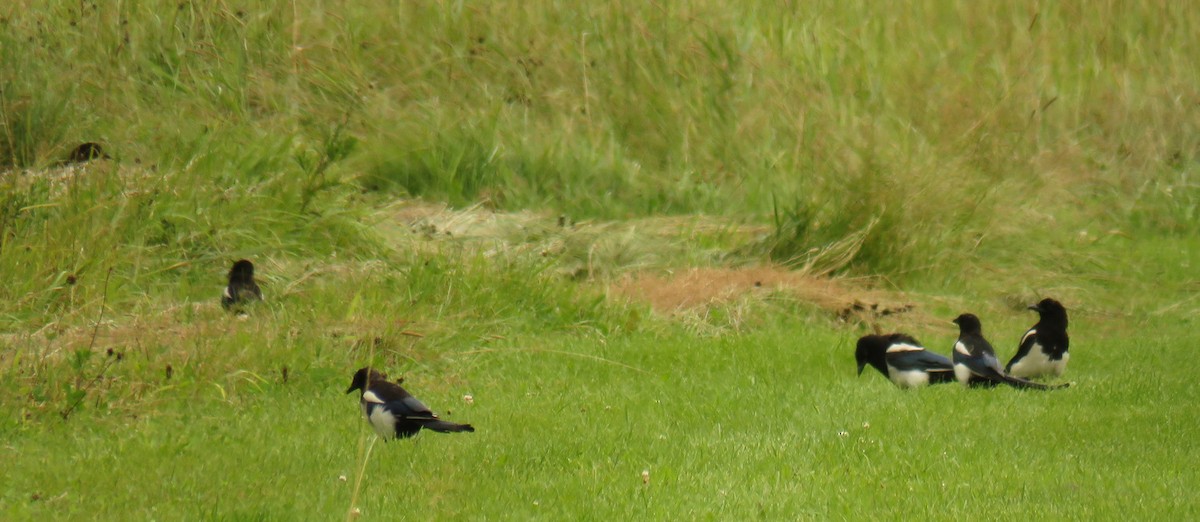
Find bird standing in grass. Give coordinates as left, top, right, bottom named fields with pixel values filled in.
left=1006, top=298, right=1070, bottom=379
left=345, top=367, right=475, bottom=440
left=855, top=333, right=956, bottom=388
left=61, top=142, right=111, bottom=165
left=221, top=259, right=262, bottom=312
left=952, top=314, right=1067, bottom=390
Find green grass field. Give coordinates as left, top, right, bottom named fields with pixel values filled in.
left=3, top=1, right=1199, bottom=519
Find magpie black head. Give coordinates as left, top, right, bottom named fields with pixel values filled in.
left=1029, top=298, right=1068, bottom=327
left=228, top=259, right=255, bottom=284
left=854, top=336, right=885, bottom=376
left=346, top=367, right=388, bottom=394
left=855, top=333, right=920, bottom=376
left=952, top=313, right=983, bottom=335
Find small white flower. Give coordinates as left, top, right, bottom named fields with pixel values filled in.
left=837, top=430, right=849, bottom=438
left=338, top=475, right=347, bottom=482
left=862, top=422, right=870, bottom=430
left=641, top=470, right=650, bottom=484
left=463, top=394, right=474, bottom=405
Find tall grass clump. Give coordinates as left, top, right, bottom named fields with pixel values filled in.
left=0, top=128, right=382, bottom=329
left=338, top=1, right=1197, bottom=277
left=358, top=124, right=506, bottom=208
left=358, top=121, right=711, bottom=218
left=0, top=0, right=1197, bottom=287
left=0, top=2, right=391, bottom=328
left=0, top=31, right=74, bottom=168
left=1125, top=162, right=1200, bottom=236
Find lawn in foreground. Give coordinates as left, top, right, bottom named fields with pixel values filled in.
left=4, top=312, right=1196, bottom=520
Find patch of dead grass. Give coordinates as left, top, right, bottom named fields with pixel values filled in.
left=372, top=201, right=761, bottom=278
left=608, top=266, right=940, bottom=332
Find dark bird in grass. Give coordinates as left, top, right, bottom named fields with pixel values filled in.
left=63, top=142, right=111, bottom=164
left=221, top=259, right=262, bottom=311
left=1006, top=298, right=1070, bottom=379
left=952, top=314, right=1068, bottom=390
left=345, top=367, right=475, bottom=440
left=855, top=333, right=956, bottom=388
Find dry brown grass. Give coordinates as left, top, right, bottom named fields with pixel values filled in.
left=374, top=202, right=964, bottom=334
left=372, top=200, right=764, bottom=279
left=606, top=265, right=936, bottom=330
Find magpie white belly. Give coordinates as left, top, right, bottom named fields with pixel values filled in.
left=953, top=363, right=973, bottom=385
left=365, top=404, right=398, bottom=439
left=1008, top=344, right=1068, bottom=378
left=888, top=366, right=930, bottom=388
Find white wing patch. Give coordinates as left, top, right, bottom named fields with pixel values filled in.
left=954, top=341, right=971, bottom=356
left=223, top=287, right=232, bottom=299
left=1020, top=329, right=1037, bottom=346
left=886, top=343, right=924, bottom=353
left=362, top=390, right=385, bottom=404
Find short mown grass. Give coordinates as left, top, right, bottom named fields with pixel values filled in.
left=2, top=0, right=1199, bottom=520
left=5, top=310, right=1199, bottom=519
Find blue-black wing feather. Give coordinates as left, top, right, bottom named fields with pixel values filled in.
left=887, top=349, right=953, bottom=373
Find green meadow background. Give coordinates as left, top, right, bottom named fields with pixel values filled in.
left=2, top=1, right=1198, bottom=519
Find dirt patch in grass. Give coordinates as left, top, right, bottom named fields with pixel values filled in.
left=609, top=266, right=929, bottom=328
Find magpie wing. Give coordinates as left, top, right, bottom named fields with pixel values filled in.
left=887, top=348, right=954, bottom=373
left=1005, top=328, right=1038, bottom=371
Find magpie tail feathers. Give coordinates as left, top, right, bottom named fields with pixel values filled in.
left=927, top=370, right=958, bottom=385
left=420, top=419, right=476, bottom=433
left=999, top=374, right=1070, bottom=391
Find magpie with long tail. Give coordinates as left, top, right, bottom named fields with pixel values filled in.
left=951, top=314, right=1067, bottom=390
left=855, top=333, right=956, bottom=388
left=1006, top=298, right=1070, bottom=379
left=221, top=259, right=262, bottom=311
left=345, top=367, right=475, bottom=440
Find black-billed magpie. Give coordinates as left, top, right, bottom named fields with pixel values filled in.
left=1006, top=298, right=1070, bottom=379
left=221, top=259, right=262, bottom=311
left=57, top=142, right=111, bottom=166
left=345, top=367, right=475, bottom=440
left=855, top=333, right=956, bottom=388
left=952, top=314, right=1067, bottom=390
